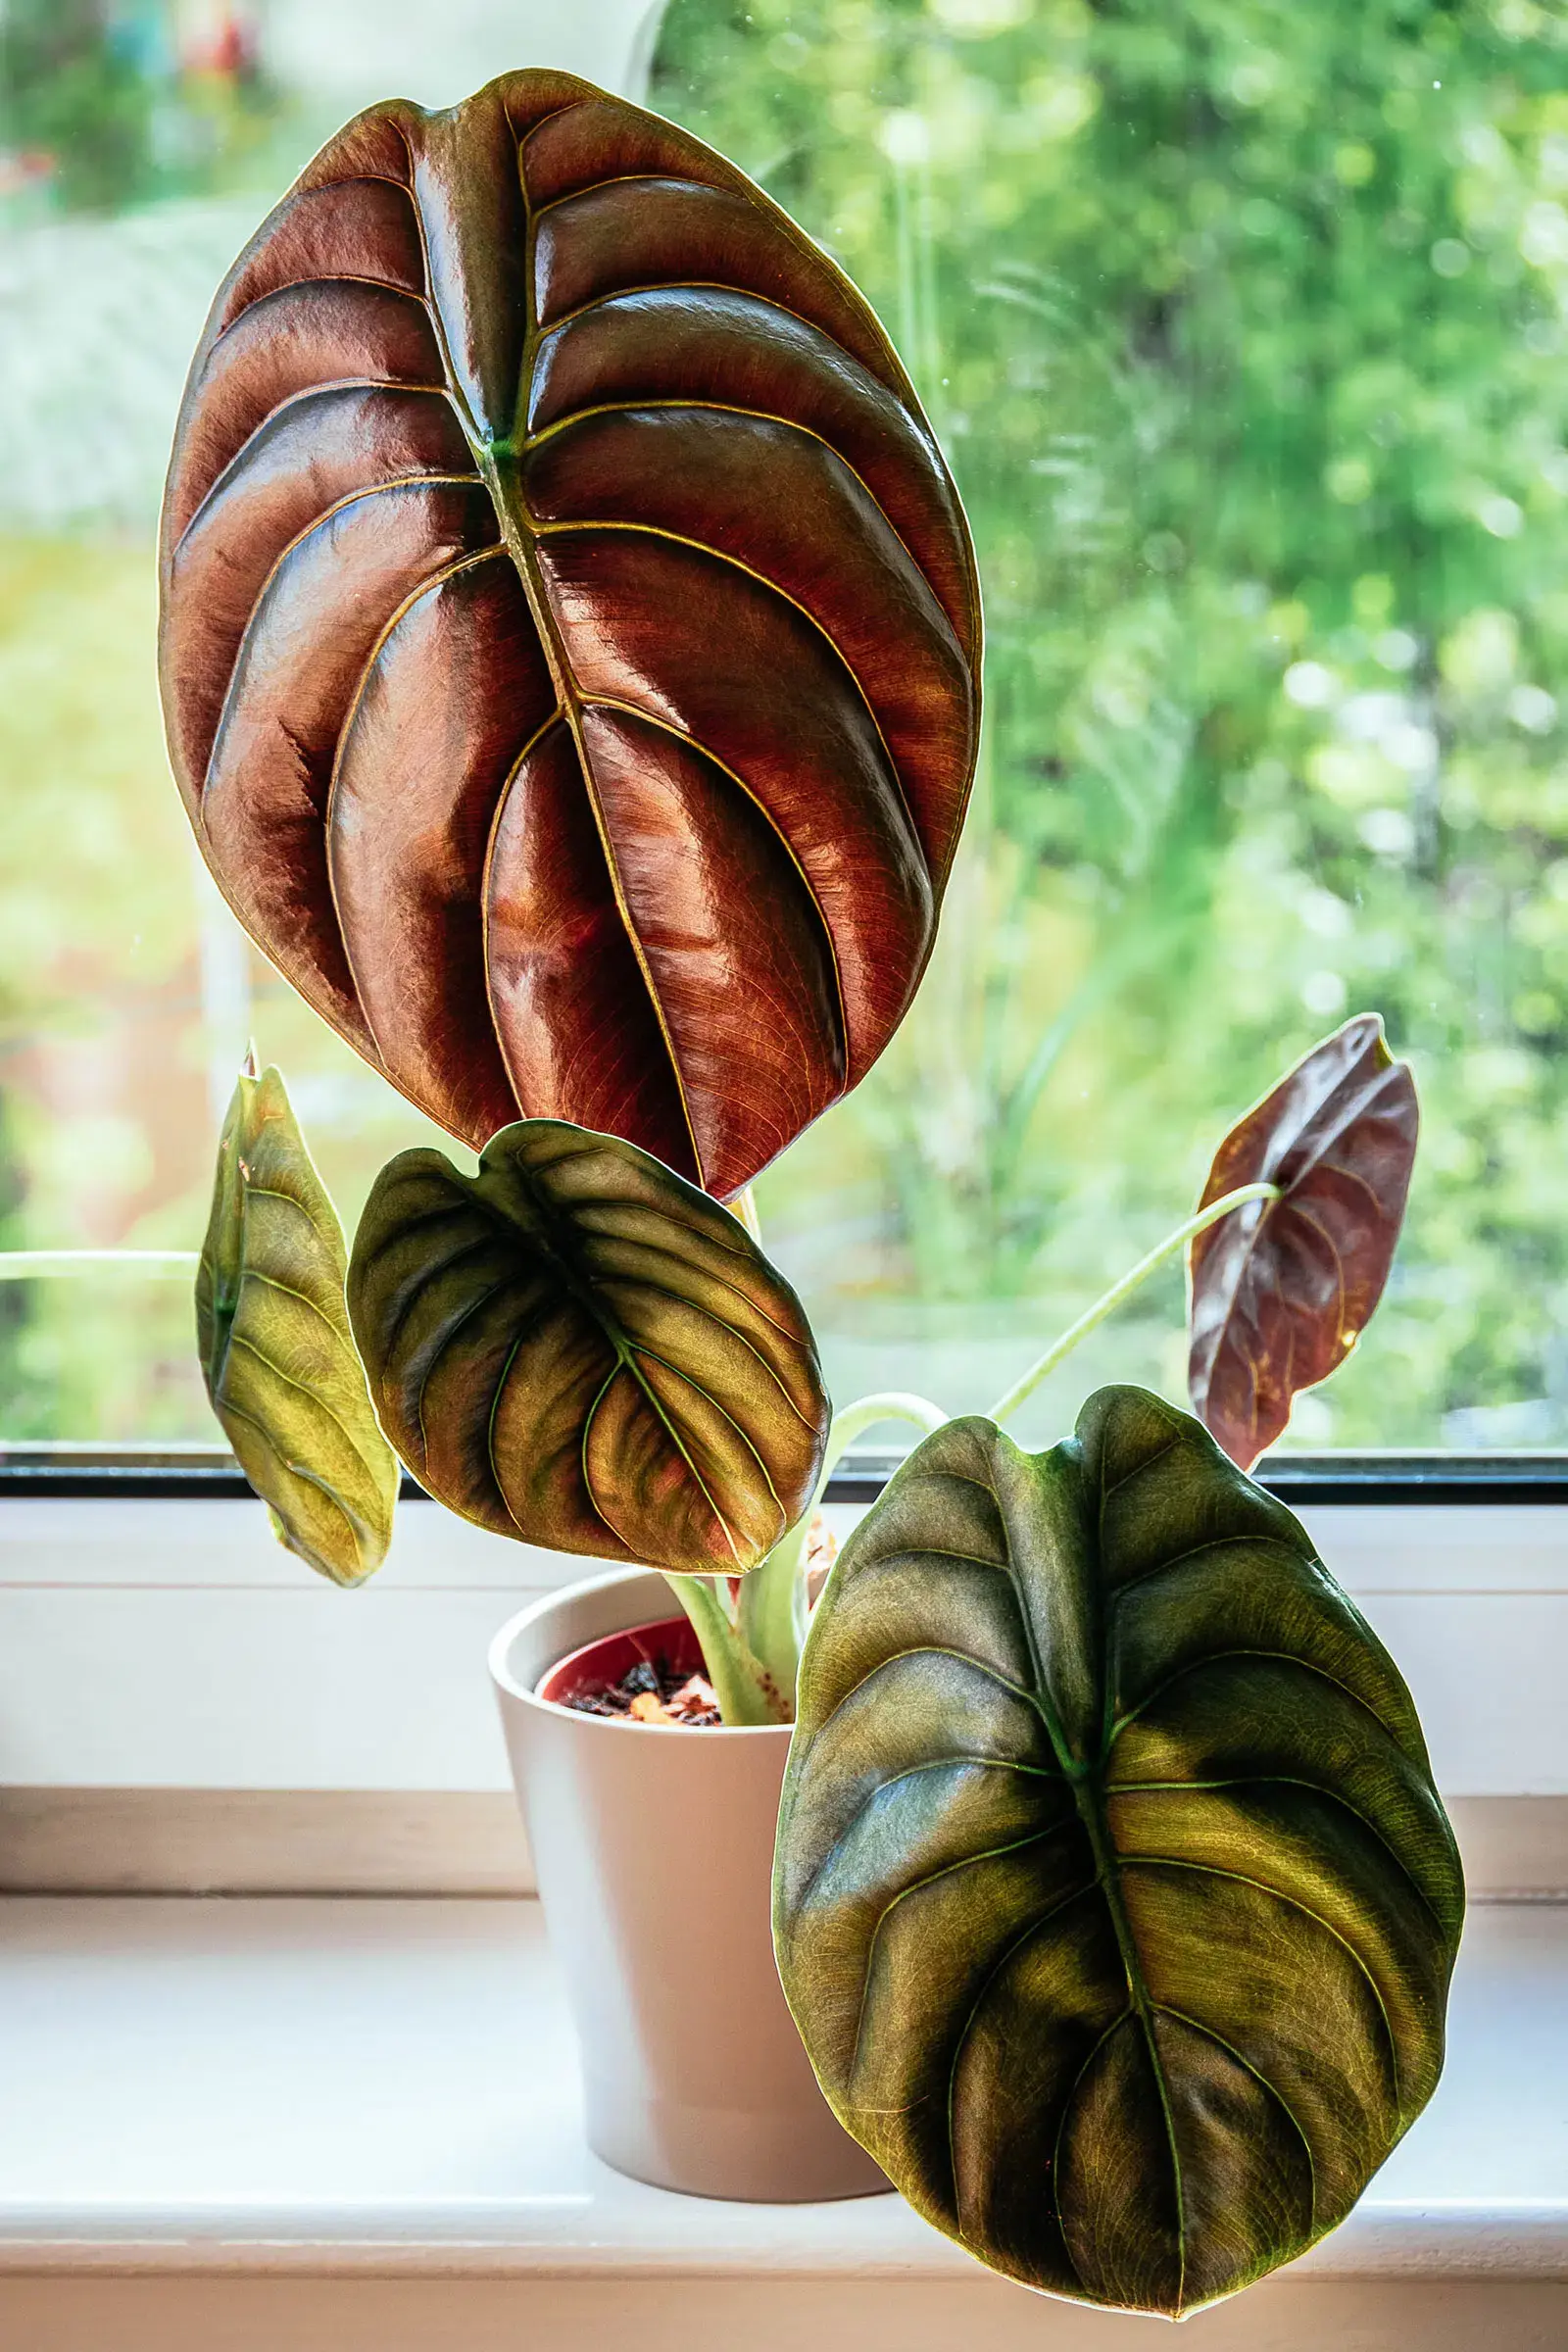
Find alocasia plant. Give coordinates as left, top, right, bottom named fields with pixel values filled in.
left=185, top=1011, right=1454, bottom=2318
left=154, top=66, right=1458, bottom=2324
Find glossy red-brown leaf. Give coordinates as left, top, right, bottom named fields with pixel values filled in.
left=1188, top=1015, right=1417, bottom=1469
left=158, top=70, right=982, bottom=1199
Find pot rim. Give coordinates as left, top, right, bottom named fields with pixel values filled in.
left=488, top=1565, right=793, bottom=1739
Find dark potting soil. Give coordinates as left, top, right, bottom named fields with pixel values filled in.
left=564, top=1652, right=723, bottom=1728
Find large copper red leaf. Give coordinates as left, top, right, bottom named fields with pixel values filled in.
left=158, top=70, right=982, bottom=1199
left=1187, top=1015, right=1418, bottom=1468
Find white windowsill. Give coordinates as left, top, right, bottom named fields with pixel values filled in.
left=1, top=1894, right=1564, bottom=2349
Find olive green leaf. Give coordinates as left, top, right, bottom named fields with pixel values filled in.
left=345, top=1119, right=829, bottom=1574
left=774, top=1388, right=1462, bottom=2318
left=197, top=1062, right=399, bottom=1587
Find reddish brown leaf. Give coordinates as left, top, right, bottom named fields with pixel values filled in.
left=159, top=70, right=981, bottom=1200
left=1187, top=1015, right=1417, bottom=1468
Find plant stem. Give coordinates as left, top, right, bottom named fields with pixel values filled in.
left=986, top=1182, right=1282, bottom=1428
left=0, top=1250, right=200, bottom=1279
left=662, top=1572, right=789, bottom=1727
left=736, top=1389, right=952, bottom=1716
left=813, top=1391, right=952, bottom=1496
left=732, top=1186, right=761, bottom=1243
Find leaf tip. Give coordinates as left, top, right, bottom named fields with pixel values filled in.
left=1358, top=1007, right=1394, bottom=1069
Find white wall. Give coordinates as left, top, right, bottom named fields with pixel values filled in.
left=2, top=1498, right=1566, bottom=1795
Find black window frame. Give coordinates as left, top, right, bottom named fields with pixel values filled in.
left=2, top=1448, right=1566, bottom=1507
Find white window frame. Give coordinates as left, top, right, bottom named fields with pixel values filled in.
left=0, top=1465, right=1564, bottom=1896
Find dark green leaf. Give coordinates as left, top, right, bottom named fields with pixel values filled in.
left=197, top=1064, right=398, bottom=1587
left=1189, top=1015, right=1418, bottom=1469
left=346, top=1118, right=829, bottom=1574
left=774, top=1388, right=1462, bottom=2318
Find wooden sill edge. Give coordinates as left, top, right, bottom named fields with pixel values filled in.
left=0, top=1789, right=1563, bottom=1901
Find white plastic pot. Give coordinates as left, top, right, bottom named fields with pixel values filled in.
left=489, top=1567, right=888, bottom=2202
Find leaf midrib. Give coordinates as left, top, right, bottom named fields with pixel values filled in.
left=905, top=1459, right=1191, bottom=2297
left=986, top=1448, right=1190, bottom=2309
left=461, top=1146, right=765, bottom=1563
left=488, top=131, right=706, bottom=1187
left=1093, top=1448, right=1189, bottom=2307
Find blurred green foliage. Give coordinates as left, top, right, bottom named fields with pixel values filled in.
left=0, top=540, right=450, bottom=1442
left=654, top=0, right=1568, bottom=1445
left=5, top=1, right=1568, bottom=1448
left=0, top=0, right=161, bottom=212
left=0, top=0, right=288, bottom=220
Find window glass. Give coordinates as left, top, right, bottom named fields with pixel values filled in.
left=0, top=3, right=644, bottom=1443
left=3, top=0, right=1565, bottom=1450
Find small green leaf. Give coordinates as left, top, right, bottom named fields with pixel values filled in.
left=197, top=1064, right=399, bottom=1587
left=774, top=1388, right=1462, bottom=2318
left=346, top=1118, right=829, bottom=1575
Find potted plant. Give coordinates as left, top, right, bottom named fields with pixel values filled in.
left=156, top=68, right=1462, bottom=2317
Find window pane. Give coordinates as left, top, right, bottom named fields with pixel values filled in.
left=0, top=3, right=655, bottom=1444
left=2, top=1, right=1562, bottom=1451
left=653, top=0, right=1568, bottom=1450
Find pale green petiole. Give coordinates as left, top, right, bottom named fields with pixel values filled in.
left=0, top=1250, right=200, bottom=1278
left=661, top=1570, right=787, bottom=1726
left=985, top=1180, right=1282, bottom=1428
left=739, top=1390, right=951, bottom=1703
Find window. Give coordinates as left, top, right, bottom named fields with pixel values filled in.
left=5, top=0, right=1568, bottom=1456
